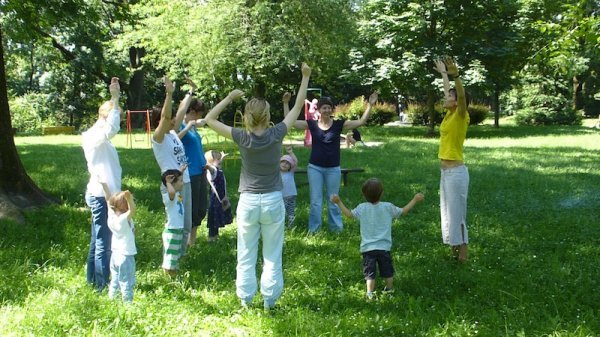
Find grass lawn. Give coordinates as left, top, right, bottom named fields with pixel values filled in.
left=1, top=121, right=599, bottom=336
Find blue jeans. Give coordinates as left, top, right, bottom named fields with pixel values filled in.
left=108, top=253, right=136, bottom=302
left=85, top=193, right=112, bottom=291
left=235, top=191, right=285, bottom=308
left=307, top=164, right=343, bottom=233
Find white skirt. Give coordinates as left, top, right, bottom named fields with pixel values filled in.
left=440, top=165, right=469, bottom=245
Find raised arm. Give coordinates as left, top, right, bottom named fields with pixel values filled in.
left=286, top=145, right=297, bottom=164
left=177, top=120, right=196, bottom=139
left=204, top=89, right=244, bottom=139
left=330, top=194, right=354, bottom=218
left=103, top=77, right=122, bottom=140
left=434, top=59, right=451, bottom=98
left=444, top=58, right=467, bottom=116
left=124, top=191, right=136, bottom=220
left=282, top=63, right=311, bottom=130
left=343, top=92, right=378, bottom=130
left=173, top=76, right=197, bottom=132
left=283, top=92, right=307, bottom=129
left=401, top=193, right=424, bottom=215
left=153, top=77, right=175, bottom=143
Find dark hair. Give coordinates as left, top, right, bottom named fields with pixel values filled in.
left=448, top=88, right=470, bottom=108
left=188, top=98, right=207, bottom=114
left=161, top=169, right=183, bottom=186
left=317, top=96, right=334, bottom=109
left=362, top=178, right=384, bottom=203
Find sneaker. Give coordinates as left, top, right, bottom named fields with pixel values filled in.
left=241, top=299, right=251, bottom=308
left=263, top=299, right=276, bottom=311
left=366, top=292, right=375, bottom=300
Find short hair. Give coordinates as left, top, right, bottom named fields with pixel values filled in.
left=317, top=96, right=334, bottom=109
left=161, top=169, right=183, bottom=186
left=362, top=178, right=384, bottom=203
left=188, top=98, right=206, bottom=114
left=244, top=98, right=270, bottom=131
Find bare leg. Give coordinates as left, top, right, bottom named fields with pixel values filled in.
left=457, top=224, right=468, bottom=262
left=188, top=226, right=198, bottom=247
left=384, top=277, right=393, bottom=291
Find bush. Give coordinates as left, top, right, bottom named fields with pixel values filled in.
left=335, top=96, right=396, bottom=125
left=467, top=103, right=489, bottom=125
left=405, top=102, right=443, bottom=125
left=9, top=93, right=46, bottom=133
left=514, top=87, right=581, bottom=125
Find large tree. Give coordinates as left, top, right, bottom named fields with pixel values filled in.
left=0, top=27, right=56, bottom=223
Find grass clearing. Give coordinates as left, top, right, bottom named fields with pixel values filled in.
left=2, top=123, right=600, bottom=336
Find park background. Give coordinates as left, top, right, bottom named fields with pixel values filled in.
left=0, top=0, right=599, bottom=336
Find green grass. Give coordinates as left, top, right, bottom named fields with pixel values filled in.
left=2, top=123, right=600, bottom=336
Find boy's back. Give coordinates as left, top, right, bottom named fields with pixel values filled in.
left=352, top=202, right=403, bottom=253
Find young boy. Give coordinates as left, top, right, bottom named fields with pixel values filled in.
left=161, top=168, right=186, bottom=275
left=101, top=183, right=137, bottom=302
left=331, top=178, right=424, bottom=299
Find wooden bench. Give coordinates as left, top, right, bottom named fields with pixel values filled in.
left=295, top=168, right=365, bottom=186
left=42, top=126, right=75, bottom=135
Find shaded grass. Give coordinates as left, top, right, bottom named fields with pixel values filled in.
left=2, top=124, right=599, bottom=336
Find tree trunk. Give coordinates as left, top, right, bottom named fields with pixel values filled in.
left=493, top=84, right=500, bottom=128
left=0, top=27, right=57, bottom=223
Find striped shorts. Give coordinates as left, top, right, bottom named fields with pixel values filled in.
left=162, top=228, right=184, bottom=270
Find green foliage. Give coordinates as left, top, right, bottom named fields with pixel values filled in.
left=405, top=102, right=443, bottom=126
left=335, top=96, right=396, bottom=125
left=467, top=103, right=490, bottom=125
left=9, top=93, right=45, bottom=133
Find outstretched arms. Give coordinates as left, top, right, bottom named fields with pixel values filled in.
left=282, top=63, right=312, bottom=130
left=204, top=89, right=245, bottom=139
left=343, top=92, right=378, bottom=130
left=153, top=77, right=175, bottom=144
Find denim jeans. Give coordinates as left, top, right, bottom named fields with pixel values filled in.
left=235, top=191, right=285, bottom=308
left=108, top=253, right=136, bottom=302
left=307, top=164, right=343, bottom=233
left=85, top=193, right=112, bottom=291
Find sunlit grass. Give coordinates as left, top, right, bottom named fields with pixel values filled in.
left=3, top=123, right=600, bottom=336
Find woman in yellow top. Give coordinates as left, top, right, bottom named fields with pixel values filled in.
left=434, top=58, right=470, bottom=262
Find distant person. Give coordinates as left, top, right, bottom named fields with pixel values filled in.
left=204, top=63, right=311, bottom=310
left=204, top=150, right=233, bottom=242
left=345, top=128, right=365, bottom=148
left=285, top=92, right=378, bottom=234
left=433, top=58, right=470, bottom=263
left=280, top=146, right=298, bottom=227
left=331, top=178, right=424, bottom=299
left=161, top=168, right=186, bottom=276
left=101, top=184, right=137, bottom=302
left=178, top=93, right=209, bottom=247
left=82, top=77, right=122, bottom=291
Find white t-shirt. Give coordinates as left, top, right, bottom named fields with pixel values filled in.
left=152, top=131, right=190, bottom=183
left=108, top=209, right=137, bottom=256
left=162, top=191, right=184, bottom=229
left=82, top=109, right=122, bottom=196
left=280, top=171, right=297, bottom=197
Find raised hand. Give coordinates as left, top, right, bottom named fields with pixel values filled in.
left=433, top=59, right=447, bottom=74
left=368, top=92, right=378, bottom=105
left=443, top=58, right=459, bottom=77
left=301, top=62, right=311, bottom=77
left=228, top=89, right=244, bottom=101
left=285, top=145, right=294, bottom=154
left=164, top=76, right=175, bottom=94
left=282, top=92, right=291, bottom=103
left=109, top=77, right=120, bottom=98
left=184, top=75, right=197, bottom=93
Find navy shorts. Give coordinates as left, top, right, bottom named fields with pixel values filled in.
left=362, top=250, right=395, bottom=280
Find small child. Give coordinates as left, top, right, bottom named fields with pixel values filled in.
left=345, top=128, right=365, bottom=148
left=280, top=146, right=298, bottom=227
left=161, top=169, right=186, bottom=275
left=331, top=178, right=424, bottom=300
left=205, top=150, right=233, bottom=242
left=101, top=183, right=137, bottom=302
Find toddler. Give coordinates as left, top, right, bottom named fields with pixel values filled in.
left=161, top=169, right=186, bottom=275
left=205, top=150, right=233, bottom=242
left=331, top=178, right=424, bottom=299
left=280, top=146, right=298, bottom=227
left=102, top=183, right=137, bottom=302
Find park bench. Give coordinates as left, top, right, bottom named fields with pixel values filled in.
left=295, top=168, right=365, bottom=186
left=42, top=126, right=76, bottom=135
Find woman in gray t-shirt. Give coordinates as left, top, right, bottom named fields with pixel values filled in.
left=204, top=63, right=311, bottom=310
